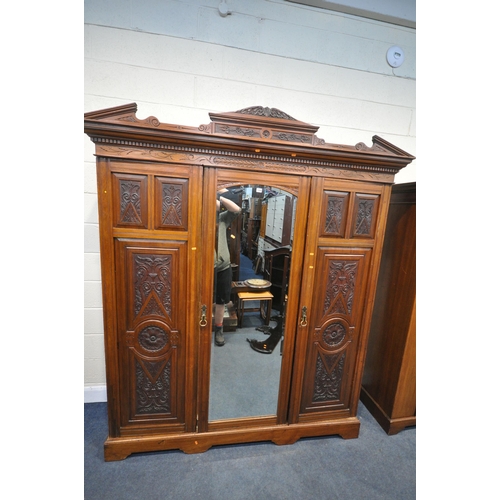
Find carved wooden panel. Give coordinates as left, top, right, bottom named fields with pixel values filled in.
left=154, top=177, right=189, bottom=230
left=134, top=353, right=172, bottom=415
left=300, top=249, right=371, bottom=414
left=112, top=173, right=148, bottom=229
left=350, top=193, right=380, bottom=239
left=131, top=253, right=173, bottom=322
left=321, top=191, right=349, bottom=237
left=116, top=240, right=186, bottom=426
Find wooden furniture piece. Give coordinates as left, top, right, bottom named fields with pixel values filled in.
left=84, top=103, right=414, bottom=461
left=360, top=182, right=416, bottom=435
left=265, top=194, right=293, bottom=246
left=230, top=279, right=271, bottom=303
left=245, top=217, right=261, bottom=260
left=237, top=291, right=274, bottom=327
left=263, top=247, right=291, bottom=314
left=241, top=197, right=262, bottom=260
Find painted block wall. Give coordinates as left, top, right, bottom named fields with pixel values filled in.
left=84, top=0, right=416, bottom=401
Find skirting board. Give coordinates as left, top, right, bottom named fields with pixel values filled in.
left=85, top=385, right=107, bottom=403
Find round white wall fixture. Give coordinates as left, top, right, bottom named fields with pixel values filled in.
left=387, top=46, right=405, bottom=68
left=218, top=1, right=231, bottom=17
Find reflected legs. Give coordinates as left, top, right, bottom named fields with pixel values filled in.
left=214, top=302, right=225, bottom=346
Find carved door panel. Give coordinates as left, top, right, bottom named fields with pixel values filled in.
left=98, top=160, right=202, bottom=437
left=298, top=247, right=371, bottom=416
left=289, top=177, right=386, bottom=422
left=115, top=239, right=188, bottom=431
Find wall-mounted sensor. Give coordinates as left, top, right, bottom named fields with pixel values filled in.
left=387, top=46, right=405, bottom=68
left=218, top=1, right=231, bottom=17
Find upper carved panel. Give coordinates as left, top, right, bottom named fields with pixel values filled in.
left=84, top=103, right=415, bottom=178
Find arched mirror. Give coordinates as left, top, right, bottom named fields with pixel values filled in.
left=209, top=184, right=297, bottom=421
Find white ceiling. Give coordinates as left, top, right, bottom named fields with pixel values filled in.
left=285, top=0, right=416, bottom=28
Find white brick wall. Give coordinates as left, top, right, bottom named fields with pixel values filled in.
left=84, top=0, right=416, bottom=400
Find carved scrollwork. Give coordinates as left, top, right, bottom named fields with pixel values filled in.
left=312, top=351, right=346, bottom=402
left=116, top=114, right=160, bottom=127
left=198, top=123, right=211, bottom=132
left=354, top=198, right=375, bottom=236
left=274, top=132, right=312, bottom=143
left=323, top=260, right=358, bottom=316
left=145, top=116, right=160, bottom=127
left=217, top=125, right=260, bottom=137
left=95, top=140, right=397, bottom=180
left=135, top=358, right=171, bottom=414
left=161, top=183, right=184, bottom=226
left=324, top=194, right=347, bottom=235
left=236, top=106, right=298, bottom=121
left=355, top=141, right=387, bottom=153
left=119, top=179, right=142, bottom=224
left=134, top=254, right=172, bottom=319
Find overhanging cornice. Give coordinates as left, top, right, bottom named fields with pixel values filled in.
left=84, top=103, right=415, bottom=175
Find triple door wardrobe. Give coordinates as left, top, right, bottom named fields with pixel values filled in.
left=84, top=104, right=414, bottom=461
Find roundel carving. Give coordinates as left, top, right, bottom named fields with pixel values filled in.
left=322, top=321, right=346, bottom=347
left=138, top=325, right=169, bottom=351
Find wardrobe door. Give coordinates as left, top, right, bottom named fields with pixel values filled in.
left=114, top=238, right=188, bottom=432
left=97, top=160, right=202, bottom=442
left=289, top=177, right=388, bottom=423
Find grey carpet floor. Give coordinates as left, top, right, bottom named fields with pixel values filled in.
left=210, top=312, right=282, bottom=421
left=84, top=400, right=416, bottom=500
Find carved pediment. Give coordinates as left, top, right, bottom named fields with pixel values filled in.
left=203, top=105, right=323, bottom=146
left=84, top=103, right=415, bottom=171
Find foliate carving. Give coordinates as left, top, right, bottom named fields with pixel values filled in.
left=119, top=180, right=142, bottom=224
left=135, top=358, right=171, bottom=414
left=134, top=255, right=172, bottom=318
left=138, top=326, right=169, bottom=352
left=323, top=261, right=358, bottom=316
left=324, top=194, right=347, bottom=235
left=216, top=124, right=260, bottom=137
left=354, top=198, right=375, bottom=236
left=313, top=351, right=345, bottom=402
left=236, top=106, right=298, bottom=121
left=161, top=183, right=183, bottom=226
left=322, top=322, right=346, bottom=347
left=274, top=132, right=312, bottom=143
left=95, top=141, right=397, bottom=180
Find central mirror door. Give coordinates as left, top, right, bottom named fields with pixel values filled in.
left=199, top=168, right=312, bottom=428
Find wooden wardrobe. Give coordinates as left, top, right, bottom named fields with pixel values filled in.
left=360, top=182, right=416, bottom=434
left=84, top=104, right=414, bottom=461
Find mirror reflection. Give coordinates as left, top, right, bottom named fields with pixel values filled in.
left=209, top=184, right=297, bottom=421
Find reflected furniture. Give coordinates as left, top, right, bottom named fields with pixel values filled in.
left=84, top=104, right=414, bottom=461
left=242, top=197, right=262, bottom=260
left=360, top=182, right=416, bottom=435
left=237, top=290, right=274, bottom=327
left=263, top=247, right=291, bottom=314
